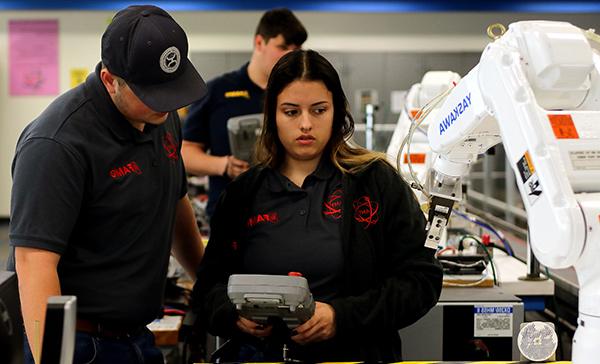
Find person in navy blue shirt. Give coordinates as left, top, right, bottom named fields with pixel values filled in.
left=182, top=8, right=307, bottom=218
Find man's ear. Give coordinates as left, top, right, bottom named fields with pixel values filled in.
left=100, top=68, right=117, bottom=94
left=254, top=34, right=266, bottom=52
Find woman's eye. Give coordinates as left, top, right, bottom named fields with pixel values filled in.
left=313, top=107, right=327, bottom=114
left=283, top=109, right=298, bottom=117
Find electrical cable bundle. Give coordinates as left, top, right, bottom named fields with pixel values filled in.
left=396, top=85, right=454, bottom=198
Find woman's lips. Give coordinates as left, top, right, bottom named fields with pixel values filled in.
left=296, top=135, right=315, bottom=145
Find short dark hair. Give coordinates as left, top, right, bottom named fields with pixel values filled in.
left=255, top=8, right=307, bottom=47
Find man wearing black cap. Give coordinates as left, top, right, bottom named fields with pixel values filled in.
left=8, top=5, right=206, bottom=364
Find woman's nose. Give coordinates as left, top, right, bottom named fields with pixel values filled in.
left=299, top=113, right=312, bottom=132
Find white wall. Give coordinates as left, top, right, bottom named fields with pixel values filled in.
left=1, top=10, right=598, bottom=217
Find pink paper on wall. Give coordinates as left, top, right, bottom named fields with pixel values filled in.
left=9, top=19, right=59, bottom=96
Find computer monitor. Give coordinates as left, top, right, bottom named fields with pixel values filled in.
left=40, top=296, right=76, bottom=364
left=0, top=271, right=23, bottom=364
left=227, top=113, right=263, bottom=163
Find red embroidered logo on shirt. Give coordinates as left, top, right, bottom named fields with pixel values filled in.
left=246, top=212, right=279, bottom=228
left=109, top=161, right=143, bottom=179
left=162, top=132, right=178, bottom=161
left=323, top=188, right=343, bottom=220
left=353, top=196, right=379, bottom=229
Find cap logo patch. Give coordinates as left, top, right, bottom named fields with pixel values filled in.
left=159, top=46, right=180, bottom=73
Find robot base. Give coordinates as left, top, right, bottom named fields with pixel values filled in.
left=572, top=313, right=600, bottom=363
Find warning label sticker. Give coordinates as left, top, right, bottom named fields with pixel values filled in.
left=517, top=151, right=542, bottom=206
left=410, top=109, right=421, bottom=119
left=569, top=150, right=600, bottom=171
left=525, top=174, right=543, bottom=205
left=403, top=153, right=426, bottom=164
left=548, top=114, right=580, bottom=139
left=516, top=151, right=535, bottom=183
left=474, top=305, right=513, bottom=337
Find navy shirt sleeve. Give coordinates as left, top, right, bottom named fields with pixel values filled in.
left=9, top=138, right=86, bottom=254
left=182, top=84, right=214, bottom=147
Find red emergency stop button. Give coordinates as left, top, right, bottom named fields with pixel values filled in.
left=481, top=234, right=491, bottom=245
left=288, top=272, right=303, bottom=277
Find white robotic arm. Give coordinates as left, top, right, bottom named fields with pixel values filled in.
left=423, top=21, right=600, bottom=363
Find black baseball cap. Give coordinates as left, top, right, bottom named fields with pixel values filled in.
left=101, top=5, right=207, bottom=112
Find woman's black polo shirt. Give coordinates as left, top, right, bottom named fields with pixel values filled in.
left=241, top=160, right=344, bottom=301
left=9, top=63, right=187, bottom=327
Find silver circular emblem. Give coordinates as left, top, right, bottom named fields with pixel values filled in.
left=159, top=46, right=180, bottom=73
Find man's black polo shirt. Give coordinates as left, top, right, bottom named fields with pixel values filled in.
left=9, top=63, right=187, bottom=327
left=182, top=63, right=263, bottom=217
left=241, top=160, right=343, bottom=301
